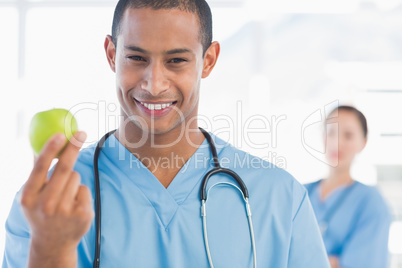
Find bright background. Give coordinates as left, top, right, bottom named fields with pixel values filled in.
left=0, top=0, right=401, bottom=266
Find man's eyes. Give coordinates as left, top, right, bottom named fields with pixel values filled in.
left=128, top=55, right=145, bottom=61
left=127, top=56, right=187, bottom=64
left=168, top=58, right=187, bottom=64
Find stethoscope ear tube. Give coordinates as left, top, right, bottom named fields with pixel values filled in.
left=199, top=128, right=255, bottom=267
left=93, top=129, right=117, bottom=268
left=200, top=167, right=249, bottom=201
left=198, top=127, right=249, bottom=201
left=199, top=128, right=220, bottom=168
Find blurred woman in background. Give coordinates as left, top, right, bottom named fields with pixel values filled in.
left=305, top=105, right=391, bottom=268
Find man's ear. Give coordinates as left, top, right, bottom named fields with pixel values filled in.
left=202, top=41, right=220, bottom=78
left=104, top=35, right=116, bottom=73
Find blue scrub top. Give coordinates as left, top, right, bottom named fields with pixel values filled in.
left=3, top=132, right=330, bottom=268
left=305, top=180, right=391, bottom=268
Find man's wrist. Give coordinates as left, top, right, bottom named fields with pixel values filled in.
left=28, top=239, right=78, bottom=268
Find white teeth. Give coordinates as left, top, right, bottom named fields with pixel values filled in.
left=139, top=101, right=173, bottom=110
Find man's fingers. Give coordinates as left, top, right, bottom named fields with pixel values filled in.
left=75, top=185, right=92, bottom=204
left=57, top=171, right=81, bottom=214
left=75, top=186, right=94, bottom=219
left=23, top=134, right=66, bottom=196
left=44, top=131, right=86, bottom=198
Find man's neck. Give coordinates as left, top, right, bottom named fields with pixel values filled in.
left=114, top=120, right=205, bottom=188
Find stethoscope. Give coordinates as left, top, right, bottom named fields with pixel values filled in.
left=313, top=180, right=356, bottom=237
left=92, top=128, right=257, bottom=268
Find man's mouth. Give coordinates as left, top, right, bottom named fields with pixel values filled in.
left=133, top=98, right=178, bottom=117
left=139, top=101, right=175, bottom=110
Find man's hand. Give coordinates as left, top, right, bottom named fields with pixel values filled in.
left=20, top=132, right=94, bottom=268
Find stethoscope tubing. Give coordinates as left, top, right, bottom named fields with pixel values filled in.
left=92, top=128, right=256, bottom=268
left=93, top=129, right=116, bottom=268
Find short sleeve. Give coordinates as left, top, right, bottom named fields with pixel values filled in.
left=287, top=180, right=330, bottom=268
left=2, top=166, right=58, bottom=268
left=339, top=189, right=391, bottom=268
left=2, top=191, right=30, bottom=268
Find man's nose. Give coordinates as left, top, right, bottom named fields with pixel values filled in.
left=141, top=61, right=169, bottom=96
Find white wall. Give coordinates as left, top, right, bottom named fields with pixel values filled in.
left=1, top=0, right=402, bottom=266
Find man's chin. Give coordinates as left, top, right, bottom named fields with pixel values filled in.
left=134, top=120, right=184, bottom=136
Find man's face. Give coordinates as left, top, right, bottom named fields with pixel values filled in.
left=106, top=8, right=214, bottom=135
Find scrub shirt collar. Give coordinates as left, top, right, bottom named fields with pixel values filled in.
left=99, top=130, right=225, bottom=227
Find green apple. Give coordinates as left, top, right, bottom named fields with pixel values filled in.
left=29, top=108, right=78, bottom=156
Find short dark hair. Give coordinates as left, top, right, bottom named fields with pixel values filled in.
left=327, top=105, right=368, bottom=138
left=111, top=0, right=213, bottom=55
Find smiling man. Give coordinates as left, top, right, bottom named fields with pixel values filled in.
left=3, top=1, right=330, bottom=267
